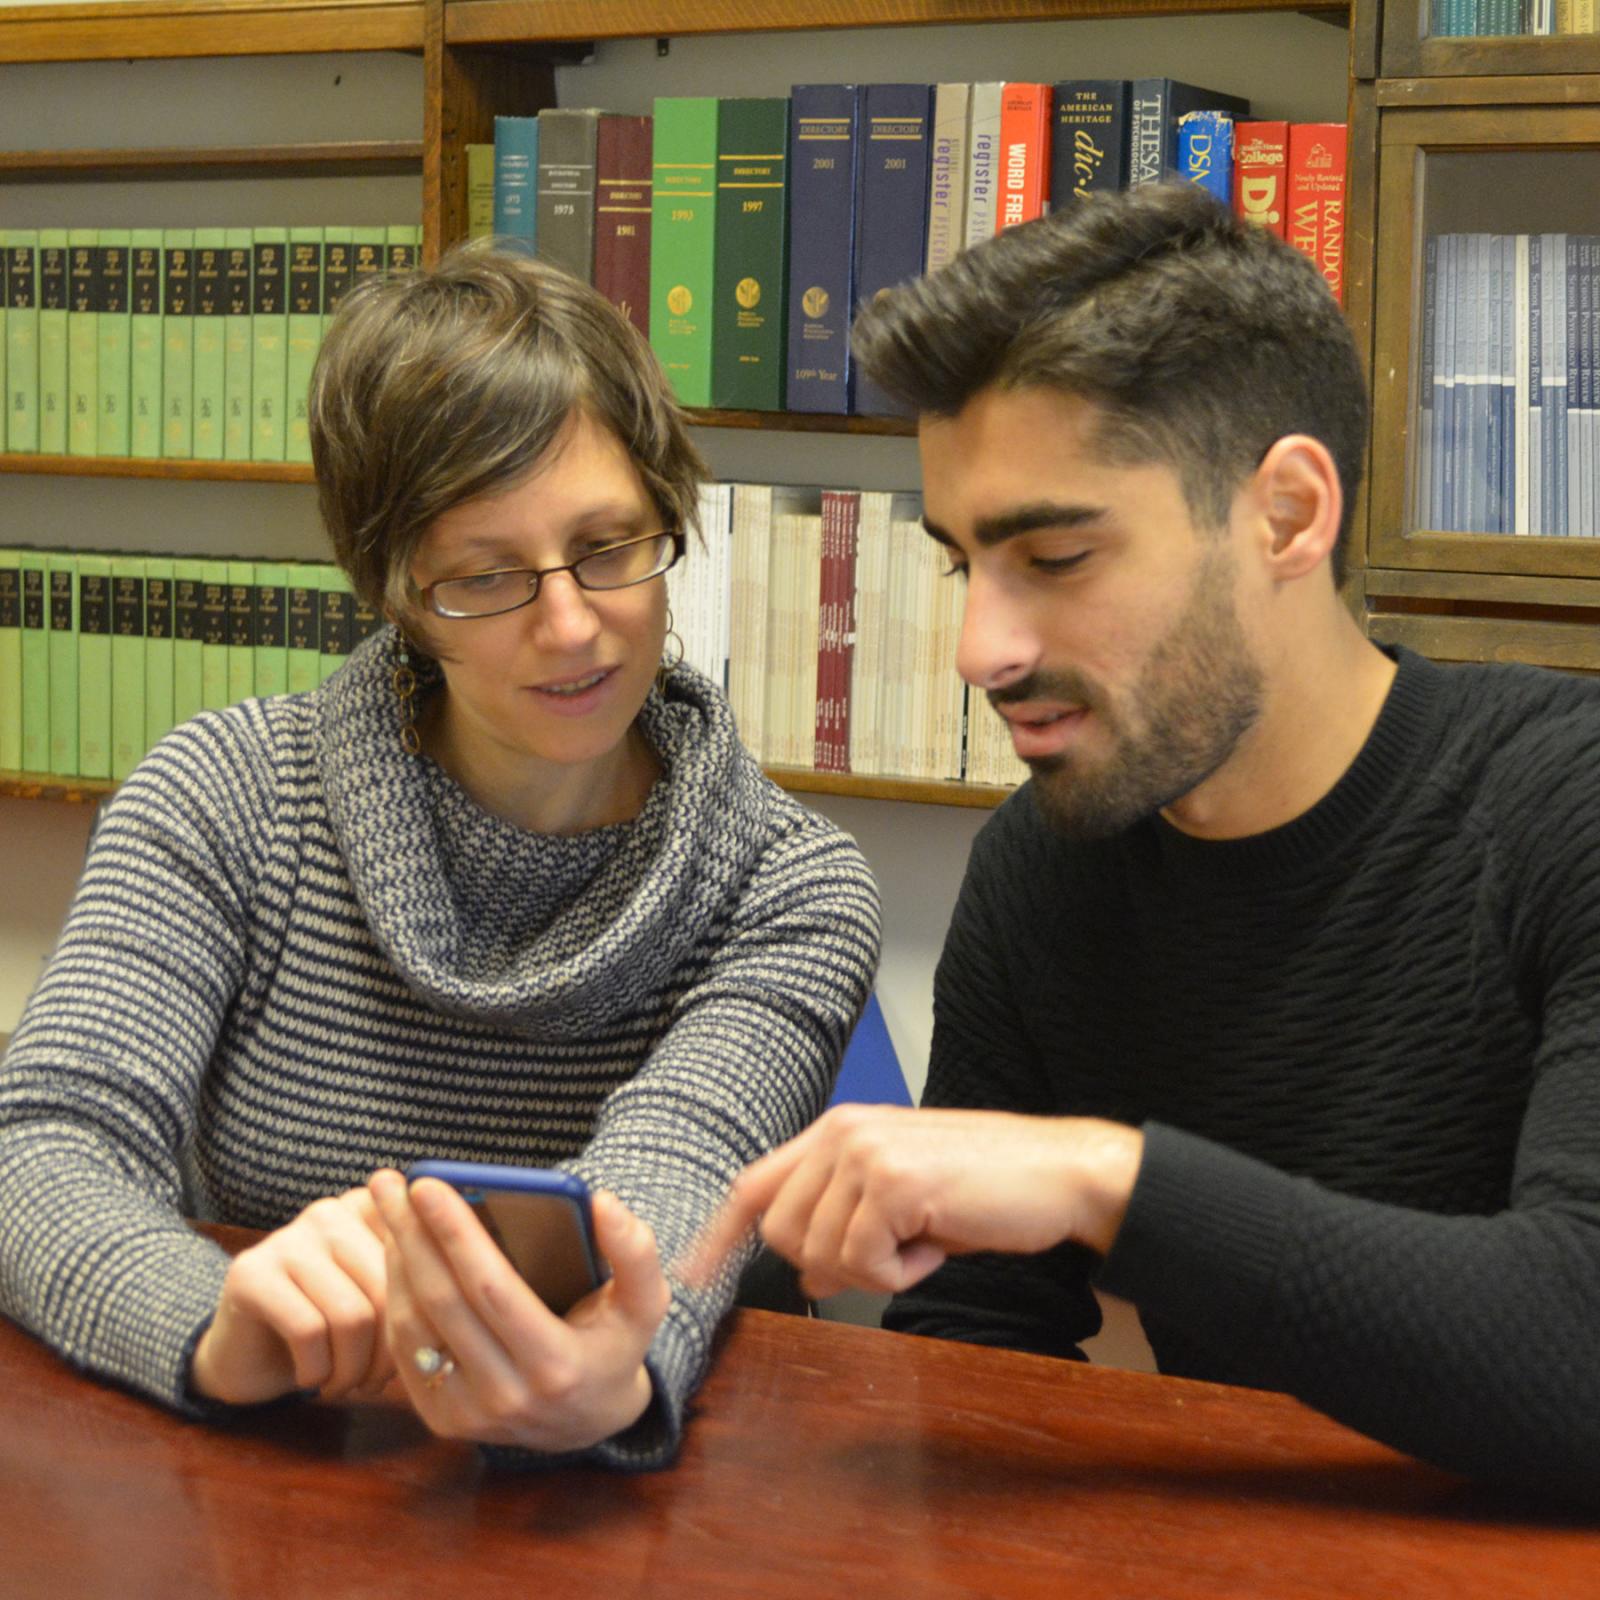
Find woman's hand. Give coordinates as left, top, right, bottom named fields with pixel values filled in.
left=190, top=1187, right=393, bottom=1405
left=368, top=1169, right=670, bottom=1453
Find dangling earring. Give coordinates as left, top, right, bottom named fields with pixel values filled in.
left=657, top=606, right=685, bottom=694
left=393, top=635, right=422, bottom=755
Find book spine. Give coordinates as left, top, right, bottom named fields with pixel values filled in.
left=1178, top=110, right=1234, bottom=206
left=1482, top=233, right=1501, bottom=534
left=467, top=143, right=497, bottom=240
left=997, top=83, right=1051, bottom=230
left=37, top=233, right=68, bottom=456
left=386, top=224, right=420, bottom=276
left=189, top=229, right=227, bottom=461
left=172, top=560, right=205, bottom=725
left=834, top=490, right=860, bottom=773
left=727, top=482, right=773, bottom=757
left=227, top=559, right=256, bottom=703
left=286, top=568, right=322, bottom=693
left=320, top=234, right=353, bottom=342
left=93, top=231, right=131, bottom=458
left=1562, top=231, right=1576, bottom=534
left=1440, top=234, right=1460, bottom=531
left=222, top=228, right=254, bottom=461
left=251, top=228, right=289, bottom=461
left=493, top=116, right=540, bottom=253
left=0, top=550, right=19, bottom=771
left=964, top=83, right=1002, bottom=247
left=129, top=229, right=163, bottom=458
left=350, top=592, right=382, bottom=653
left=318, top=566, right=354, bottom=682
left=1128, top=80, right=1169, bottom=189
left=815, top=490, right=840, bottom=771
left=161, top=229, right=195, bottom=458
left=200, top=561, right=230, bottom=710
left=847, top=491, right=891, bottom=777
left=537, top=108, right=601, bottom=285
left=785, top=84, right=861, bottom=414
left=0, top=245, right=5, bottom=451
left=1233, top=121, right=1289, bottom=239
left=5, top=233, right=40, bottom=454
left=795, top=510, right=822, bottom=769
left=651, top=97, right=721, bottom=409
left=49, top=552, right=82, bottom=776
left=20, top=553, right=49, bottom=772
left=1287, top=123, right=1347, bottom=307
left=1529, top=233, right=1543, bottom=537
left=1503, top=234, right=1520, bottom=535
left=1418, top=233, right=1437, bottom=529
left=925, top=83, right=970, bottom=271
left=594, top=113, right=654, bottom=340
left=110, top=554, right=146, bottom=780
left=68, top=231, right=100, bottom=457
left=143, top=556, right=175, bottom=751
left=1049, top=82, right=1131, bottom=212
left=286, top=227, right=324, bottom=464
left=711, top=98, right=790, bottom=412
left=853, top=83, right=934, bottom=417
left=252, top=562, right=290, bottom=696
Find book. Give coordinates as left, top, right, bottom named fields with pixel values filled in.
left=19, top=552, right=49, bottom=772
left=321, top=233, right=353, bottom=338
left=227, top=559, right=256, bottom=703
left=1050, top=81, right=1131, bottom=211
left=143, top=555, right=175, bottom=752
left=1527, top=232, right=1542, bottom=538
left=537, top=108, right=602, bottom=284
left=352, top=227, right=387, bottom=298
left=252, top=562, right=289, bottom=696
left=925, top=84, right=971, bottom=274
left=786, top=85, right=862, bottom=415
left=129, top=229, right=164, bottom=458
left=846, top=490, right=893, bottom=777
left=5, top=233, right=39, bottom=454
left=67, top=231, right=99, bottom=458
left=0, top=550, right=19, bottom=770
left=223, top=229, right=254, bottom=461
left=172, top=559, right=205, bottom=725
left=110, top=554, right=145, bottom=781
left=1178, top=110, right=1234, bottom=205
left=286, top=227, right=323, bottom=464
left=816, top=488, right=861, bottom=772
left=594, top=112, right=653, bottom=339
left=467, top=142, right=497, bottom=240
left=493, top=115, right=540, bottom=254
left=251, top=227, right=289, bottom=461
left=650, top=96, right=720, bottom=409
left=191, top=228, right=228, bottom=461
left=727, top=481, right=774, bottom=757
left=386, top=224, right=420, bottom=276
left=318, top=565, right=354, bottom=681
left=964, top=83, right=1003, bottom=248
left=1128, top=79, right=1250, bottom=188
left=712, top=97, right=789, bottom=412
left=200, top=561, right=230, bottom=711
left=853, top=83, right=934, bottom=418
left=48, top=551, right=79, bottom=776
left=351, top=592, right=383, bottom=653
left=37, top=233, right=69, bottom=456
left=95, top=231, right=132, bottom=458
left=0, top=246, right=5, bottom=452
left=997, top=83, right=1052, bottom=230
left=286, top=570, right=321, bottom=693
left=1286, top=123, right=1347, bottom=307
left=161, top=229, right=195, bottom=458
left=1233, top=121, right=1289, bottom=239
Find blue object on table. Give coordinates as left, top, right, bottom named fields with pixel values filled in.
left=829, top=992, right=912, bottom=1108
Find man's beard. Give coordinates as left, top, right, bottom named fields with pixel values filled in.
left=993, top=547, right=1265, bottom=843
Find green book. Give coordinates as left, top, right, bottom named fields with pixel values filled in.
left=320, top=234, right=354, bottom=340
left=386, top=222, right=420, bottom=276
left=110, top=553, right=146, bottom=780
left=352, top=227, right=387, bottom=298
left=713, top=98, right=790, bottom=412
left=252, top=562, right=289, bottom=696
left=76, top=553, right=112, bottom=778
left=161, top=229, right=195, bottom=458
left=650, top=97, right=720, bottom=408
left=467, top=143, right=496, bottom=240
left=47, top=551, right=79, bottom=775
left=286, top=228, right=323, bottom=465
left=317, top=564, right=354, bottom=683
left=5, top=233, right=40, bottom=453
left=0, top=549, right=20, bottom=770
left=37, top=233, right=68, bottom=456
left=223, top=229, right=254, bottom=461
left=226, top=559, right=255, bottom=703
left=286, top=566, right=321, bottom=693
left=351, top=592, right=382, bottom=655
left=96, top=230, right=132, bottom=458
left=67, top=231, right=99, bottom=457
left=128, top=230, right=163, bottom=458
left=251, top=227, right=288, bottom=462
left=144, top=555, right=175, bottom=751
left=172, top=559, right=205, bottom=725
left=1, top=244, right=6, bottom=451
left=199, top=559, right=229, bottom=711
left=191, top=228, right=227, bottom=461
left=19, top=551, right=49, bottom=771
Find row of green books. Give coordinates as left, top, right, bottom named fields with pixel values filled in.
left=0, top=551, right=380, bottom=782
left=0, top=225, right=420, bottom=463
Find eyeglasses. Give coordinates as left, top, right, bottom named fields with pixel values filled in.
left=419, top=531, right=684, bottom=620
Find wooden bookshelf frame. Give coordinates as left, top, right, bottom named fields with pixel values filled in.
left=0, top=143, right=424, bottom=183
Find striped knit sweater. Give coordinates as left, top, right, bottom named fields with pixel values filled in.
left=0, top=629, right=880, bottom=1468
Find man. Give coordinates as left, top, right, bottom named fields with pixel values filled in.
left=693, top=184, right=1600, bottom=1501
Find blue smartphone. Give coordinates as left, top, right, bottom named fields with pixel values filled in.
left=404, top=1161, right=607, bottom=1315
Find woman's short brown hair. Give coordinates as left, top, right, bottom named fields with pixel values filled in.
left=309, top=242, right=707, bottom=636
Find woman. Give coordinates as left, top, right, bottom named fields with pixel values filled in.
left=0, top=247, right=880, bottom=1467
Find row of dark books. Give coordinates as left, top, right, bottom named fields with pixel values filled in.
left=1430, top=0, right=1594, bottom=36
left=1417, top=232, right=1600, bottom=539
left=0, top=226, right=421, bottom=462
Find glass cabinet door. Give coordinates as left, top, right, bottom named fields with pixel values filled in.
left=1382, top=0, right=1600, bottom=75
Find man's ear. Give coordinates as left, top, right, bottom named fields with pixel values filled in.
left=1251, top=434, right=1343, bottom=581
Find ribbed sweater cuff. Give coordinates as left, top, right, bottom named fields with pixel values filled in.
left=1095, top=1121, right=1299, bottom=1369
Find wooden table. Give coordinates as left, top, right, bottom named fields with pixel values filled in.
left=4, top=1302, right=1594, bottom=1600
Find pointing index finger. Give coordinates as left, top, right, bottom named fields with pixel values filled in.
left=679, top=1138, right=810, bottom=1287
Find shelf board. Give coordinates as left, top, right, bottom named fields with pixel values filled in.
left=0, top=772, right=117, bottom=803
left=684, top=408, right=915, bottom=437
left=0, top=0, right=424, bottom=62
left=1, top=454, right=314, bottom=484
left=447, top=0, right=1347, bottom=45
left=0, top=142, right=424, bottom=182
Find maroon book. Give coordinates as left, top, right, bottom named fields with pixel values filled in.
left=594, top=114, right=653, bottom=337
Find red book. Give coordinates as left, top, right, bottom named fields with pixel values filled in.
left=997, top=83, right=1052, bottom=232
left=594, top=114, right=652, bottom=337
left=1286, top=122, right=1347, bottom=307
left=1233, top=120, right=1288, bottom=240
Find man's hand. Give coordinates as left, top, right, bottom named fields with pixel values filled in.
left=685, top=1106, right=1144, bottom=1299
left=368, top=1170, right=670, bottom=1453
left=190, top=1187, right=393, bottom=1405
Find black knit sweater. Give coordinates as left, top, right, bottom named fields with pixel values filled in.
left=886, top=646, right=1600, bottom=1502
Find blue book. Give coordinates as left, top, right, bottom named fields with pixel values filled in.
left=1561, top=231, right=1576, bottom=536
left=1481, top=233, right=1500, bottom=535
left=1177, top=109, right=1233, bottom=206
left=1465, top=234, right=1488, bottom=536
left=1529, top=233, right=1543, bottom=537
left=785, top=84, right=863, bottom=415
left=1439, top=234, right=1458, bottom=533
left=493, top=115, right=539, bottom=254
left=1050, top=81, right=1130, bottom=212
left=852, top=83, right=933, bottom=418
left=1418, top=234, right=1436, bottom=530
left=1127, top=79, right=1249, bottom=188
left=1500, top=234, right=1516, bottom=537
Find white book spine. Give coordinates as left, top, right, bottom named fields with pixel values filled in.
left=926, top=83, right=972, bottom=272
left=964, top=84, right=1004, bottom=249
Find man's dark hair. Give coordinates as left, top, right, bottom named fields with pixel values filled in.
left=852, top=184, right=1367, bottom=585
